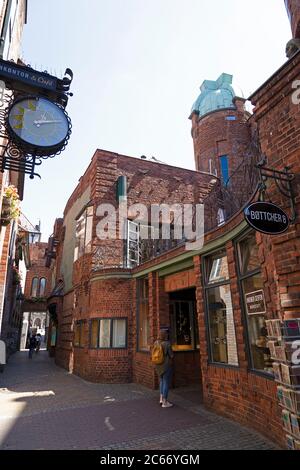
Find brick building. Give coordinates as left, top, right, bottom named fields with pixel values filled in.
left=47, top=2, right=300, bottom=449
left=0, top=0, right=28, bottom=355
left=20, top=238, right=52, bottom=350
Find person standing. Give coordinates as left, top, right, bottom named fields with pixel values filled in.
left=35, top=333, right=42, bottom=353
left=154, top=329, right=174, bottom=408
left=28, top=334, right=37, bottom=359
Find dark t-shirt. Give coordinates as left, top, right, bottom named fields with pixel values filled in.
left=155, top=340, right=174, bottom=377
left=29, top=337, right=37, bottom=348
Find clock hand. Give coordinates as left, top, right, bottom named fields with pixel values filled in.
left=34, top=119, right=62, bottom=125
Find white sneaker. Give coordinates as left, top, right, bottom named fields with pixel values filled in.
left=162, top=401, right=173, bottom=408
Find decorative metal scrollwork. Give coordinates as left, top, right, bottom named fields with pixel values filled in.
left=256, top=156, right=296, bottom=222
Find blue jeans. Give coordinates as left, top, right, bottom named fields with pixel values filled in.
left=160, top=367, right=172, bottom=400
left=28, top=348, right=34, bottom=359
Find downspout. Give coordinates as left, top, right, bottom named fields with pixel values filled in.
left=0, top=0, right=13, bottom=59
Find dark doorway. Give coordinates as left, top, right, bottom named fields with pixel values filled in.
left=169, top=288, right=202, bottom=390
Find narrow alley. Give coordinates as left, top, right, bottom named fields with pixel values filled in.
left=0, top=352, right=278, bottom=450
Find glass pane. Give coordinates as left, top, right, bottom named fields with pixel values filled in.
left=207, top=252, right=229, bottom=284
left=39, top=278, right=46, bottom=297
left=99, top=319, right=111, bottom=348
left=74, top=323, right=80, bottom=346
left=90, top=319, right=99, bottom=348
left=207, top=285, right=238, bottom=365
left=239, top=235, right=260, bottom=275
left=220, top=155, right=229, bottom=185
left=242, top=274, right=273, bottom=374
left=85, top=210, right=93, bottom=253
left=79, top=322, right=85, bottom=347
left=171, top=301, right=194, bottom=351
left=139, top=278, right=149, bottom=301
left=112, top=319, right=126, bottom=348
left=31, top=277, right=39, bottom=297
left=138, top=302, right=150, bottom=350
left=74, top=213, right=86, bottom=261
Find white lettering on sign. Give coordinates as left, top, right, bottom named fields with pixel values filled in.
left=250, top=210, right=286, bottom=224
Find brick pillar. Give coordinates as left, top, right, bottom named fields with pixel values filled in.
left=193, top=255, right=209, bottom=402
left=226, top=240, right=248, bottom=370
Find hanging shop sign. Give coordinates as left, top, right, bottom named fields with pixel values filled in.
left=244, top=201, right=290, bottom=235
left=0, top=59, right=73, bottom=107
left=0, top=59, right=57, bottom=90
left=245, top=289, right=266, bottom=315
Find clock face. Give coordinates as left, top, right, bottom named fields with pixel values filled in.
left=7, top=97, right=70, bottom=150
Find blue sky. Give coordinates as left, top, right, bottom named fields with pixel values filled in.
left=20, top=0, right=291, bottom=240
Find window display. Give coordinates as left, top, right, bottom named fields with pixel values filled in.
left=204, top=250, right=238, bottom=366
left=237, top=233, right=273, bottom=374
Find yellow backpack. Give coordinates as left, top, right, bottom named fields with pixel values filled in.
left=151, top=340, right=164, bottom=365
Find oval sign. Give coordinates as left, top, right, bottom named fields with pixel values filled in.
left=244, top=201, right=290, bottom=235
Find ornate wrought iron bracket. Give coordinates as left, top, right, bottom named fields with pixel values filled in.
left=256, top=158, right=296, bottom=222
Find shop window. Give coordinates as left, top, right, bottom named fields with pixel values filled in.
left=204, top=250, right=239, bottom=366
left=74, top=206, right=93, bottom=261
left=237, top=233, right=273, bottom=375
left=39, top=278, right=47, bottom=297
left=74, top=321, right=85, bottom=347
left=137, top=278, right=150, bottom=351
left=170, top=300, right=197, bottom=351
left=90, top=318, right=127, bottom=349
left=31, top=277, right=39, bottom=297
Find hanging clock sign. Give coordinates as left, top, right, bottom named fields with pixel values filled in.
left=244, top=201, right=290, bottom=235
left=5, top=96, right=72, bottom=157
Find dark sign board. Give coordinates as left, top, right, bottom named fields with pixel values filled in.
left=0, top=59, right=57, bottom=91
left=245, top=289, right=266, bottom=315
left=244, top=201, right=289, bottom=235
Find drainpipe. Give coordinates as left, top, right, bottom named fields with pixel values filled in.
left=0, top=0, right=13, bottom=59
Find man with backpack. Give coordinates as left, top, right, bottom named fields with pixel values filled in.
left=151, top=329, right=174, bottom=408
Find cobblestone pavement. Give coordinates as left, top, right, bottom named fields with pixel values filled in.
left=0, top=351, right=279, bottom=450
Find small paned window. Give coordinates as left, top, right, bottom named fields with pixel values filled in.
left=90, top=318, right=127, bottom=349
left=39, top=278, right=47, bottom=297
left=31, top=277, right=39, bottom=297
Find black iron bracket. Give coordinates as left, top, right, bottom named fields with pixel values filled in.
left=256, top=157, right=296, bottom=222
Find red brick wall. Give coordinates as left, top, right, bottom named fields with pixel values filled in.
left=285, top=0, right=300, bottom=38
left=250, top=51, right=300, bottom=321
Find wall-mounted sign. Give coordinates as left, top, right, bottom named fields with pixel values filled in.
left=245, top=289, right=266, bottom=315
left=244, top=201, right=289, bottom=235
left=0, top=59, right=57, bottom=91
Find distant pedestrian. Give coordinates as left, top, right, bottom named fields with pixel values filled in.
left=28, top=334, right=37, bottom=359
left=152, top=329, right=174, bottom=408
left=35, top=333, right=42, bottom=353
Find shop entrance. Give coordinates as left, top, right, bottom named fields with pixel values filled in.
left=169, top=288, right=202, bottom=391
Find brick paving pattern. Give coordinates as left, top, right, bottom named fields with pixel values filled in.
left=0, top=351, right=279, bottom=450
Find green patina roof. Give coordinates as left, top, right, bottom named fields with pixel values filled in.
left=191, top=73, right=236, bottom=117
